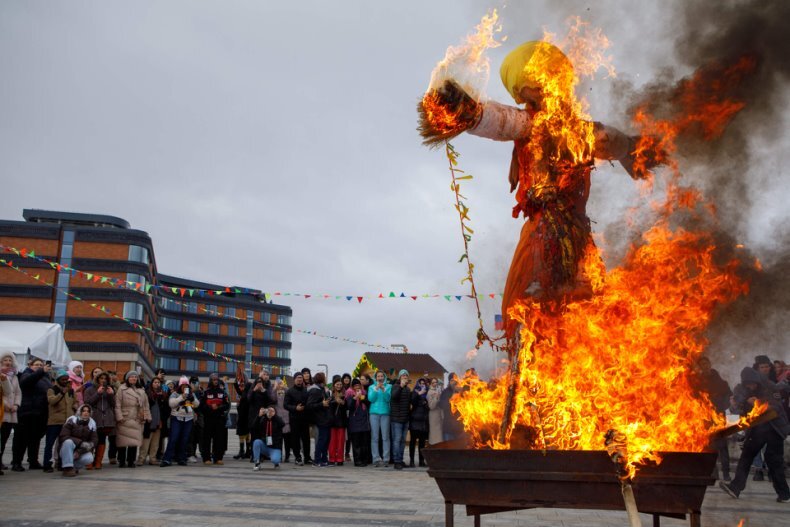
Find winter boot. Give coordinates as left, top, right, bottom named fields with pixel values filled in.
left=243, top=440, right=252, bottom=459
left=94, top=444, right=106, bottom=470
left=233, top=443, right=245, bottom=460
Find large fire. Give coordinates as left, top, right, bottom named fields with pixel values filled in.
left=429, top=15, right=756, bottom=478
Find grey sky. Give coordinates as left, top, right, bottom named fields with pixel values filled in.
left=2, top=1, right=787, bottom=382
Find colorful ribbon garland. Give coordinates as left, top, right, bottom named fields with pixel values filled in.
left=0, top=244, right=503, bottom=302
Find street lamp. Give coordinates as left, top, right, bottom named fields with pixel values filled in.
left=317, top=363, right=329, bottom=379
left=391, top=344, right=408, bottom=354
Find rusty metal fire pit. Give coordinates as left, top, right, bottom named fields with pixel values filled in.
left=423, top=440, right=717, bottom=527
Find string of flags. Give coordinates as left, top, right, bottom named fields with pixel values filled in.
left=0, top=256, right=396, bottom=357
left=0, top=244, right=504, bottom=302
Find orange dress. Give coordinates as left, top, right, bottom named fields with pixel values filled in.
left=501, top=137, right=597, bottom=336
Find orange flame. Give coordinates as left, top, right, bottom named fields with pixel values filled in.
left=448, top=23, right=754, bottom=478
left=420, top=11, right=504, bottom=137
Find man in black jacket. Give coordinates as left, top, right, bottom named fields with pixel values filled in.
left=284, top=372, right=309, bottom=465
left=720, top=367, right=790, bottom=503
left=247, top=371, right=274, bottom=431
left=200, top=373, right=230, bottom=465
left=11, top=357, right=52, bottom=471
left=390, top=369, right=411, bottom=470
left=251, top=406, right=285, bottom=470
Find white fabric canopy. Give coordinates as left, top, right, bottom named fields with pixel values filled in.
left=0, top=321, right=72, bottom=368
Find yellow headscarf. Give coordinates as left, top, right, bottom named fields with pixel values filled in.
left=500, top=41, right=572, bottom=104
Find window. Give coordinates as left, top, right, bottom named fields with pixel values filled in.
left=126, top=273, right=147, bottom=290
left=263, top=329, right=274, bottom=341
left=156, top=356, right=180, bottom=370
left=187, top=320, right=200, bottom=333
left=227, top=325, right=238, bottom=337
left=161, top=317, right=181, bottom=331
left=282, top=331, right=291, bottom=342
left=156, top=337, right=181, bottom=351
left=205, top=360, right=218, bottom=373
left=222, top=342, right=235, bottom=355
left=128, top=245, right=150, bottom=265
left=277, top=314, right=291, bottom=325
left=122, top=302, right=144, bottom=321
left=159, top=297, right=179, bottom=311
left=226, top=307, right=236, bottom=318
left=276, top=348, right=289, bottom=359
left=205, top=304, right=217, bottom=316
left=53, top=230, right=75, bottom=327
left=185, top=340, right=196, bottom=352
left=208, top=323, right=219, bottom=335
left=204, top=341, right=215, bottom=353
left=183, top=302, right=198, bottom=314
left=185, top=359, right=199, bottom=371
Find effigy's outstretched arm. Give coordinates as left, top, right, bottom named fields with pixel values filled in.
left=593, top=122, right=664, bottom=179
left=469, top=100, right=531, bottom=141
left=418, top=80, right=530, bottom=146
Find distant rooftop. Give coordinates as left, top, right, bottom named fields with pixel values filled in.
left=23, top=209, right=131, bottom=229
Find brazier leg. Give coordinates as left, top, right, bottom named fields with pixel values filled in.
left=689, top=511, right=701, bottom=527
left=445, top=501, right=454, bottom=527
left=474, top=514, right=481, bottom=527
left=653, top=514, right=660, bottom=527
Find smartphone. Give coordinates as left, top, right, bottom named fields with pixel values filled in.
left=184, top=387, right=190, bottom=395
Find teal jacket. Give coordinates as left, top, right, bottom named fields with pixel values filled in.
left=367, top=383, right=391, bottom=415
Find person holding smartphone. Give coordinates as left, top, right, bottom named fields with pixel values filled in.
left=11, top=357, right=52, bottom=471
left=346, top=378, right=371, bottom=466
left=251, top=406, right=284, bottom=470
left=83, top=372, right=115, bottom=469
left=160, top=376, right=199, bottom=467
left=367, top=370, right=392, bottom=467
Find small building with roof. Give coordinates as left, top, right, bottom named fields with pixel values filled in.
left=353, top=351, right=447, bottom=382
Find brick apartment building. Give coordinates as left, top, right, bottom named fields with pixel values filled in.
left=0, top=209, right=292, bottom=382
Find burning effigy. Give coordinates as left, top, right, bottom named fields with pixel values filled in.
left=417, top=12, right=771, bottom=525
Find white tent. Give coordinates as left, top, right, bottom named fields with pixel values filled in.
left=0, top=321, right=72, bottom=368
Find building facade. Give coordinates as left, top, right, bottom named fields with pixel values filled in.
left=0, top=209, right=292, bottom=381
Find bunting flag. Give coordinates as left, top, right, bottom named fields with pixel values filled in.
left=494, top=314, right=504, bottom=331
left=0, top=244, right=503, bottom=301
left=0, top=257, right=397, bottom=357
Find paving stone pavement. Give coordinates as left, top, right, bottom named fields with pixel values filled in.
left=1, top=439, right=787, bottom=527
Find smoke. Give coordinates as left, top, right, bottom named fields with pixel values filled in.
left=613, top=0, right=790, bottom=375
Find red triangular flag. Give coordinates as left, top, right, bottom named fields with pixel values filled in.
left=357, top=296, right=363, bottom=303
left=411, top=296, right=417, bottom=300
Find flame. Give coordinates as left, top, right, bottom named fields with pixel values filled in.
left=447, top=22, right=755, bottom=479
left=427, top=10, right=503, bottom=97
left=419, top=11, right=504, bottom=139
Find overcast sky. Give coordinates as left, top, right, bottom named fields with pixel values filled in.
left=2, top=1, right=787, bottom=381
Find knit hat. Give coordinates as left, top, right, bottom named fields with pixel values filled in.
left=56, top=369, right=69, bottom=379
left=124, top=371, right=139, bottom=381
left=351, top=378, right=361, bottom=387
left=398, top=369, right=409, bottom=378
left=178, top=375, right=189, bottom=386
left=754, top=355, right=772, bottom=366
left=67, top=360, right=83, bottom=374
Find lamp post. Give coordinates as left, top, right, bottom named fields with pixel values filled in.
left=317, top=363, right=329, bottom=380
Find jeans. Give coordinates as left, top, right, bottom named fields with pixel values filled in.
left=252, top=439, right=282, bottom=465
left=314, top=426, right=330, bottom=464
left=60, top=439, right=93, bottom=469
left=43, top=424, right=62, bottom=468
left=390, top=421, right=408, bottom=464
left=370, top=413, right=390, bottom=463
left=162, top=418, right=193, bottom=464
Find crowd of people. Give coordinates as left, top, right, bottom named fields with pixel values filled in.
left=692, top=354, right=790, bottom=503
left=2, top=348, right=787, bottom=504
left=0, top=350, right=466, bottom=476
